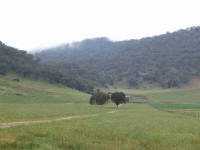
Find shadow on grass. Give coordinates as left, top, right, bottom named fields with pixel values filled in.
left=93, top=105, right=134, bottom=110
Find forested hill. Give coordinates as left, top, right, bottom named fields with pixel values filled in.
left=35, top=27, right=200, bottom=88
left=0, top=42, right=94, bottom=93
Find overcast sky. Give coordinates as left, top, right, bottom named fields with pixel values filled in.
left=0, top=0, right=200, bottom=51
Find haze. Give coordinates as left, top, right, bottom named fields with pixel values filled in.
left=0, top=0, right=200, bottom=51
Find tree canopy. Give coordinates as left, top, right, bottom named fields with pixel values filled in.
left=111, top=92, right=126, bottom=107
left=89, top=92, right=110, bottom=105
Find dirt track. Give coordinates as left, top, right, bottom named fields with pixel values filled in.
left=0, top=110, right=118, bottom=129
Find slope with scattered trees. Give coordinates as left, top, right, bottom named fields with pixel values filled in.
left=0, top=41, right=94, bottom=93
left=35, top=27, right=200, bottom=88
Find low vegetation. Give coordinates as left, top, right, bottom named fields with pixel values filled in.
left=1, top=104, right=200, bottom=150
left=0, top=74, right=103, bottom=123
left=1, top=75, right=200, bottom=149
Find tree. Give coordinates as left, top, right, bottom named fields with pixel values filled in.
left=111, top=92, right=126, bottom=107
left=89, top=92, right=110, bottom=106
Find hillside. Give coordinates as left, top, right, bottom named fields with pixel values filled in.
left=35, top=27, right=200, bottom=88
left=0, top=74, right=110, bottom=123
left=0, top=42, right=94, bottom=93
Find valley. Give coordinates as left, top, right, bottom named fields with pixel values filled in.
left=1, top=74, right=200, bottom=149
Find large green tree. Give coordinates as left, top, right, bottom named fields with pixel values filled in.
left=111, top=92, right=126, bottom=107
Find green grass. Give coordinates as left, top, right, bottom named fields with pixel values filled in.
left=145, top=87, right=200, bottom=110
left=0, top=74, right=89, bottom=104
left=147, top=88, right=200, bottom=104
left=1, top=75, right=200, bottom=149
left=0, top=75, right=109, bottom=123
left=0, top=103, right=114, bottom=123
left=104, top=86, right=200, bottom=109
left=150, top=102, right=200, bottom=109
left=1, top=104, right=200, bottom=150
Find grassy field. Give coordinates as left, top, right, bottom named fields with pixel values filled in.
left=103, top=86, right=200, bottom=108
left=0, top=74, right=90, bottom=104
left=1, top=75, right=200, bottom=149
left=1, top=104, right=200, bottom=150
left=0, top=75, right=108, bottom=123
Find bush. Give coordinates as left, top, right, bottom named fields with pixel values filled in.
left=89, top=92, right=110, bottom=106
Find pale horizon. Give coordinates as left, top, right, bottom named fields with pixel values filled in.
left=1, top=0, right=200, bottom=51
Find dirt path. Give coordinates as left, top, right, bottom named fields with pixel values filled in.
left=0, top=110, right=118, bottom=129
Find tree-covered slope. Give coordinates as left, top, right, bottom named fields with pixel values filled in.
left=0, top=42, right=94, bottom=93
left=35, top=27, right=200, bottom=88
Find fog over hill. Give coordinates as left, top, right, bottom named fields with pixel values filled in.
left=35, top=27, right=200, bottom=88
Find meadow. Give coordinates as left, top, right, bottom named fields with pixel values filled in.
left=0, top=75, right=107, bottom=123
left=104, top=86, right=200, bottom=107
left=1, top=75, right=200, bottom=149
left=1, top=104, right=200, bottom=150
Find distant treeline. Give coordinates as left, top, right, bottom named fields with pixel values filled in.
left=0, top=42, right=94, bottom=93
left=35, top=27, right=200, bottom=88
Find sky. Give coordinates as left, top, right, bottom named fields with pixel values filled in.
left=0, top=0, right=200, bottom=51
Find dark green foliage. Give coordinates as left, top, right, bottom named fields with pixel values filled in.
left=111, top=92, right=126, bottom=107
left=0, top=42, right=39, bottom=77
left=0, top=63, right=8, bottom=75
left=0, top=41, right=94, bottom=93
left=12, top=78, right=20, bottom=82
left=36, top=27, right=200, bottom=88
left=168, top=80, right=179, bottom=88
left=89, top=92, right=110, bottom=105
left=128, top=78, right=139, bottom=88
left=89, top=95, right=96, bottom=105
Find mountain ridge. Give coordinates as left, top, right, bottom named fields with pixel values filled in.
left=34, top=26, right=200, bottom=88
